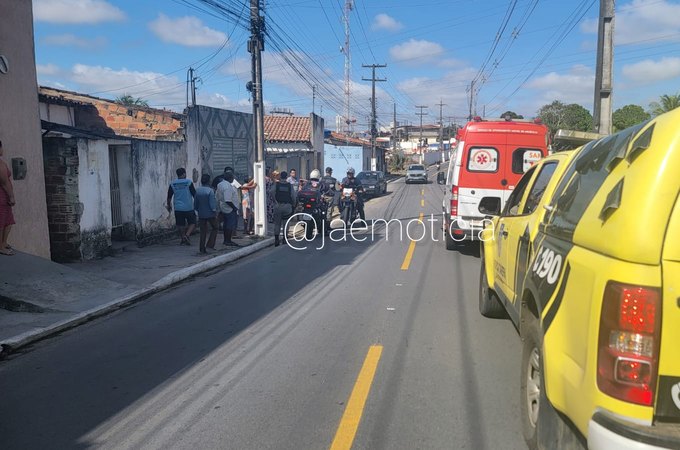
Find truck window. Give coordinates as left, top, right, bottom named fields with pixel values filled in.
left=468, top=147, right=499, bottom=173
left=512, top=148, right=543, bottom=174
left=503, top=166, right=536, bottom=216
left=522, top=162, right=557, bottom=214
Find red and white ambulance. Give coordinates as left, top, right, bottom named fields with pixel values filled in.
left=440, top=116, right=549, bottom=249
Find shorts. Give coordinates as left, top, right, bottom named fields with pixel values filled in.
left=175, top=210, right=196, bottom=226
left=222, top=210, right=237, bottom=231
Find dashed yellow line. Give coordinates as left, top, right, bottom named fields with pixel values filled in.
left=400, top=212, right=424, bottom=270
left=420, top=199, right=424, bottom=207
left=421, top=189, right=424, bottom=196
left=330, top=345, right=383, bottom=450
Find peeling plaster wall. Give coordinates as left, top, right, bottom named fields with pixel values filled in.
left=132, top=140, right=187, bottom=243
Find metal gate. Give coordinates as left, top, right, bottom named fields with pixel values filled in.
left=212, top=137, right=248, bottom=181
left=109, top=147, right=123, bottom=229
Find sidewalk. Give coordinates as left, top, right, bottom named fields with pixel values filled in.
left=0, top=231, right=274, bottom=357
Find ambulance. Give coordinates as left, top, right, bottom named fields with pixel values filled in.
left=441, top=116, right=549, bottom=249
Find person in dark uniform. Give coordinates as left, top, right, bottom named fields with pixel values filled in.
left=340, top=167, right=365, bottom=221
left=321, top=167, right=338, bottom=215
left=270, top=171, right=296, bottom=246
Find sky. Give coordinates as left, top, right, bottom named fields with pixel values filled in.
left=32, top=0, right=680, bottom=132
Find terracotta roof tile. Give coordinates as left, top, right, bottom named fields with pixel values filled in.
left=264, top=115, right=310, bottom=142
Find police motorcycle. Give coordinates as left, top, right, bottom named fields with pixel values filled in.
left=339, top=186, right=359, bottom=227
left=296, top=170, right=329, bottom=238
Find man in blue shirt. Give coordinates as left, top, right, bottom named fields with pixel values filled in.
left=166, top=167, right=196, bottom=245
left=194, top=173, right=218, bottom=253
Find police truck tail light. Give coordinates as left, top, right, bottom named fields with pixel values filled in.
left=597, top=282, right=661, bottom=406
left=450, top=185, right=459, bottom=218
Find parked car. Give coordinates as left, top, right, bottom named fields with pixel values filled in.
left=356, top=171, right=387, bottom=196
left=480, top=108, right=680, bottom=450
left=441, top=116, right=549, bottom=249
left=405, top=164, right=427, bottom=184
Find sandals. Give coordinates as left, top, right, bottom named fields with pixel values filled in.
left=0, top=248, right=14, bottom=256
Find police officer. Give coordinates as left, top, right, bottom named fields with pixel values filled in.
left=321, top=167, right=338, bottom=215
left=270, top=171, right=296, bottom=246
left=340, top=167, right=365, bottom=221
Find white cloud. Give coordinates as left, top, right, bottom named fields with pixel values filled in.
left=581, top=0, right=680, bottom=45
left=372, top=13, right=403, bottom=32
left=33, top=0, right=125, bottom=24
left=622, top=57, right=680, bottom=83
left=526, top=65, right=595, bottom=106
left=396, top=67, right=478, bottom=117
left=42, top=34, right=107, bottom=49
left=149, top=14, right=227, bottom=47
left=390, top=39, right=445, bottom=64
left=36, top=63, right=61, bottom=76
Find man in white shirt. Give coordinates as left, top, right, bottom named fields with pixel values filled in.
left=216, top=171, right=240, bottom=246
left=224, top=166, right=242, bottom=236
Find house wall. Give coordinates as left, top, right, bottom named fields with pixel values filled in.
left=43, top=138, right=82, bottom=262
left=0, top=1, right=51, bottom=258
left=186, top=105, right=253, bottom=184
left=132, top=140, right=186, bottom=245
left=39, top=103, right=76, bottom=126
left=310, top=113, right=325, bottom=173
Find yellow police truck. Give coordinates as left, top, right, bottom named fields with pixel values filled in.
left=480, top=108, right=680, bottom=449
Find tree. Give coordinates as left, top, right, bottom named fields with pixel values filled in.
left=500, top=110, right=524, bottom=119
left=649, top=93, right=680, bottom=116
left=115, top=94, right=149, bottom=108
left=536, top=100, right=593, bottom=140
left=612, top=104, right=650, bottom=132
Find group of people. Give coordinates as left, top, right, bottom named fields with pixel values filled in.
left=167, top=165, right=367, bottom=251
left=166, top=166, right=256, bottom=254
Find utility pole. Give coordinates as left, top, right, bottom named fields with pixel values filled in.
left=593, top=0, right=615, bottom=135
left=312, top=85, right=316, bottom=115
left=342, top=0, right=354, bottom=135
left=467, top=79, right=476, bottom=120
left=362, top=63, right=386, bottom=171
left=436, top=99, right=446, bottom=164
left=393, top=102, right=397, bottom=157
left=249, top=0, right=267, bottom=236
left=186, top=67, right=198, bottom=108
left=416, top=105, right=428, bottom=165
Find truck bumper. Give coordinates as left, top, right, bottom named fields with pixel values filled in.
left=588, top=411, right=680, bottom=450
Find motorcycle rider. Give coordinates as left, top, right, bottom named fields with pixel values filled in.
left=321, top=167, right=338, bottom=215
left=340, top=167, right=366, bottom=221
left=270, top=171, right=296, bottom=247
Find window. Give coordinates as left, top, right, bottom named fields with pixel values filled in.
left=522, top=162, right=557, bottom=214
left=468, top=147, right=499, bottom=172
left=503, top=166, right=536, bottom=216
left=512, top=148, right=543, bottom=174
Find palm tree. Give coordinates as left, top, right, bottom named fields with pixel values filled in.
left=115, top=94, right=149, bottom=108
left=649, top=93, right=680, bottom=116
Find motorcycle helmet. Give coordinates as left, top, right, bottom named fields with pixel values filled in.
left=346, top=167, right=355, bottom=175
left=310, top=169, right=321, bottom=179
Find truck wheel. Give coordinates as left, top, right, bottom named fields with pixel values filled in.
left=445, top=225, right=456, bottom=250
left=520, top=312, right=566, bottom=450
left=479, top=252, right=505, bottom=318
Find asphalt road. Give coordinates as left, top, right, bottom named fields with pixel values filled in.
left=0, top=168, right=527, bottom=450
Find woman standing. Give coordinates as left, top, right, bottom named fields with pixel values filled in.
left=240, top=176, right=257, bottom=235
left=266, top=169, right=278, bottom=224
left=0, top=140, right=16, bottom=256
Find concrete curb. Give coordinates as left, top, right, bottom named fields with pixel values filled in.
left=0, top=237, right=275, bottom=356
left=387, top=176, right=403, bottom=184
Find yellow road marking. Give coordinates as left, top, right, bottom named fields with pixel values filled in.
left=420, top=199, right=424, bottom=207
left=400, top=213, right=424, bottom=271
left=330, top=345, right=383, bottom=450
left=421, top=189, right=424, bottom=196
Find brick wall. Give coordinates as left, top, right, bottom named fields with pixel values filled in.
left=43, top=138, right=82, bottom=262
left=40, top=87, right=184, bottom=141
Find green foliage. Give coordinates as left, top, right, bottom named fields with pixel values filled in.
left=115, top=94, right=149, bottom=108
left=536, top=100, right=593, bottom=140
left=388, top=152, right=408, bottom=173
left=649, top=93, right=680, bottom=116
left=612, top=104, right=650, bottom=132
left=500, top=110, right=524, bottom=119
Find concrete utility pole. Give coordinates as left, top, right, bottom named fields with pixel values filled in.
left=593, top=0, right=615, bottom=135
left=393, top=103, right=397, bottom=157
left=342, top=0, right=353, bottom=135
left=362, top=64, right=386, bottom=171
left=186, top=67, right=198, bottom=108
left=416, top=105, right=428, bottom=164
left=436, top=99, right=446, bottom=163
left=468, top=79, right=476, bottom=120
left=249, top=0, right=267, bottom=236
